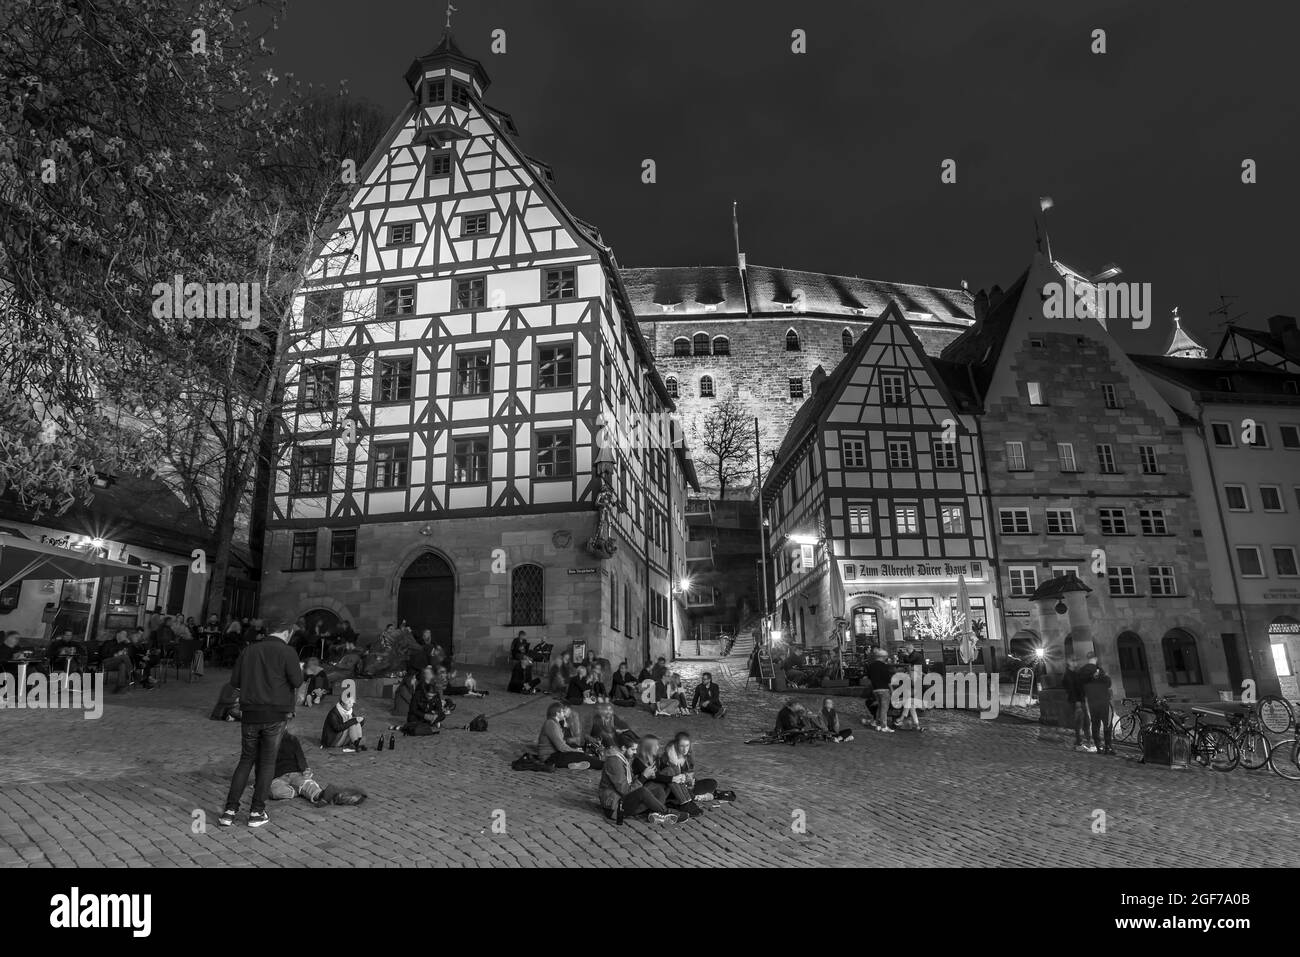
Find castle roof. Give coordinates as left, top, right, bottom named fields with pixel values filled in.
left=1164, top=312, right=1207, bottom=358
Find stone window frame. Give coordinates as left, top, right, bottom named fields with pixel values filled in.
left=1235, top=545, right=1265, bottom=578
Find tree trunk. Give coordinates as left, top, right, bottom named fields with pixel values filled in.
left=203, top=488, right=240, bottom=622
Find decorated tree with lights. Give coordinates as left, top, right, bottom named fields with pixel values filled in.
left=912, top=606, right=967, bottom=645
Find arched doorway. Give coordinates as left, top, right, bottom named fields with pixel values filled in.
left=1161, top=628, right=1202, bottom=687
left=1117, top=631, right=1153, bottom=700
left=398, top=552, right=455, bottom=656
left=303, top=608, right=339, bottom=650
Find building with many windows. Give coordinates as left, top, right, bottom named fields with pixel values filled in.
left=762, top=301, right=997, bottom=664
left=1135, top=350, right=1300, bottom=698
left=259, top=34, right=695, bottom=667
left=941, top=252, right=1223, bottom=699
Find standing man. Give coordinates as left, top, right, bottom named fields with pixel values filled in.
left=220, top=626, right=303, bottom=828
left=865, top=649, right=895, bottom=732
left=1064, top=656, right=1093, bottom=753
left=1083, top=653, right=1115, bottom=755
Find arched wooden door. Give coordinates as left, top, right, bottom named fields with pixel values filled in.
left=1117, top=631, right=1153, bottom=699
left=398, top=552, right=455, bottom=655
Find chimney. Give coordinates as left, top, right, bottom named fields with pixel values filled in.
left=974, top=288, right=989, bottom=322
left=1267, top=315, right=1300, bottom=357
left=989, top=284, right=1004, bottom=311
left=810, top=365, right=828, bottom=395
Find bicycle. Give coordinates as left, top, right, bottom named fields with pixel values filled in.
left=1111, top=696, right=1159, bottom=743
left=1267, top=737, right=1300, bottom=781
left=1224, top=706, right=1272, bottom=771
left=1147, top=698, right=1238, bottom=771
left=744, top=727, right=836, bottom=746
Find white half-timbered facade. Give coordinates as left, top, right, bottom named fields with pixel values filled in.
left=762, top=301, right=998, bottom=662
left=259, top=34, right=694, bottom=666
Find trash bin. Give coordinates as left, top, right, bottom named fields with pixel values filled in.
left=1140, top=729, right=1191, bottom=768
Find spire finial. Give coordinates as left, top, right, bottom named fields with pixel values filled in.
left=445, top=1, right=457, bottom=30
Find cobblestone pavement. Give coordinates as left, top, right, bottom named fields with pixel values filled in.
left=1, top=657, right=1296, bottom=867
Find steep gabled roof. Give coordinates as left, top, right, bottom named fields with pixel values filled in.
left=761, top=300, right=969, bottom=502
left=939, top=269, right=1030, bottom=397
left=1215, top=324, right=1300, bottom=364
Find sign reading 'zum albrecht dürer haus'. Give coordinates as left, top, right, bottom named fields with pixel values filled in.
left=855, top=561, right=984, bottom=580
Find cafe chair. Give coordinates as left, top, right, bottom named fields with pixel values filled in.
left=172, top=638, right=202, bottom=683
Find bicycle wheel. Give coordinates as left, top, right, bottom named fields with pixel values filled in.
left=1116, top=712, right=1139, bottom=742
left=1197, top=728, right=1238, bottom=771
left=1268, top=738, right=1300, bottom=781
left=1259, top=696, right=1294, bottom=734
left=1237, top=730, right=1271, bottom=771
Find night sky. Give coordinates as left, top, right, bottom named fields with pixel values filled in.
left=271, top=0, right=1299, bottom=355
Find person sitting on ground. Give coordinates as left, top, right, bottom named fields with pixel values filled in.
left=509, top=655, right=542, bottom=694
left=629, top=734, right=671, bottom=807
left=331, top=636, right=363, bottom=677
left=269, top=728, right=326, bottom=804
left=775, top=699, right=808, bottom=736
left=813, top=697, right=855, bottom=742
left=655, top=672, right=690, bottom=715
left=610, top=661, right=638, bottom=703
left=510, top=630, right=531, bottom=662
left=655, top=731, right=721, bottom=816
left=690, top=671, right=726, bottom=718
left=538, top=702, right=597, bottom=770
left=548, top=651, right=573, bottom=693
left=392, top=672, right=418, bottom=719
left=321, top=696, right=367, bottom=751
left=401, top=665, right=447, bottom=736
left=298, top=657, right=332, bottom=707
left=440, top=664, right=485, bottom=697
left=651, top=656, right=669, bottom=683
left=587, top=701, right=634, bottom=749
left=565, top=664, right=606, bottom=705
left=101, top=629, right=135, bottom=692
left=209, top=681, right=242, bottom=721
left=598, top=731, right=677, bottom=827
left=561, top=705, right=588, bottom=753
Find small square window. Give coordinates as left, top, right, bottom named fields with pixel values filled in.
left=1108, top=566, right=1137, bottom=596
left=299, top=363, right=339, bottom=411
left=1045, top=509, right=1075, bottom=534
left=1274, top=547, right=1299, bottom=577
left=1099, top=508, right=1128, bottom=535
left=1000, top=508, right=1032, bottom=534
left=304, top=290, right=343, bottom=329
left=1096, top=443, right=1117, bottom=473
left=848, top=504, right=872, bottom=534
left=387, top=223, right=415, bottom=246
left=789, top=377, right=804, bottom=399
left=1102, top=384, right=1120, bottom=409
left=293, top=446, right=332, bottom=495
left=1261, top=485, right=1284, bottom=511
left=1224, top=485, right=1249, bottom=511
left=462, top=212, right=490, bottom=235
left=1139, top=445, right=1161, bottom=474
left=379, top=284, right=416, bottom=317
left=1149, top=565, right=1176, bottom=596
left=1139, top=508, right=1168, bottom=535
left=1027, top=381, right=1045, bottom=405
left=1281, top=425, right=1300, bottom=449
left=940, top=505, right=965, bottom=534
left=428, top=151, right=452, bottom=178
left=372, top=442, right=410, bottom=488
left=329, top=529, right=357, bottom=569
left=456, top=351, right=491, bottom=396
left=1057, top=442, right=1077, bottom=472
left=1249, top=424, right=1269, bottom=448
left=894, top=505, right=920, bottom=535
left=535, top=430, right=574, bottom=478
left=882, top=373, right=907, bottom=406
left=538, top=345, right=574, bottom=389
left=452, top=437, right=490, bottom=483
left=377, top=356, right=414, bottom=403
left=455, top=277, right=485, bottom=310
left=451, top=82, right=472, bottom=107
left=1008, top=567, right=1037, bottom=598
left=842, top=439, right=867, bottom=469
left=1006, top=441, right=1027, bottom=471
left=1029, top=336, right=1044, bottom=348
left=933, top=440, right=958, bottom=469
left=544, top=267, right=576, bottom=300
left=887, top=439, right=912, bottom=470
left=1211, top=422, right=1234, bottom=446
left=425, top=79, right=445, bottom=104
left=290, top=532, right=317, bottom=571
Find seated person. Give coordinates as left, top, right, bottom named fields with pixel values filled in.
left=597, top=731, right=677, bottom=826
left=775, top=699, right=808, bottom=735
left=650, top=656, right=669, bottom=683
left=321, top=698, right=367, bottom=751
left=392, top=672, right=418, bottom=719
left=209, top=681, right=242, bottom=721
left=47, top=630, right=83, bottom=674
left=812, top=697, right=855, bottom=742
left=537, top=703, right=597, bottom=770
left=0, top=631, right=28, bottom=679
left=269, top=728, right=325, bottom=803
left=655, top=673, right=690, bottom=715
left=100, top=629, right=135, bottom=692
left=690, top=671, right=726, bottom=718
left=401, top=665, right=448, bottom=736
left=656, top=731, right=722, bottom=815
left=442, top=665, right=485, bottom=697
left=128, top=628, right=161, bottom=689
left=547, top=652, right=573, bottom=693
left=629, top=734, right=671, bottom=806
left=586, top=701, right=633, bottom=749
left=510, top=630, right=531, bottom=662
left=406, top=632, right=434, bottom=676
left=508, top=657, right=542, bottom=694
left=610, top=662, right=638, bottom=703
left=297, top=657, right=332, bottom=707
left=564, top=664, right=605, bottom=705
left=329, top=638, right=363, bottom=677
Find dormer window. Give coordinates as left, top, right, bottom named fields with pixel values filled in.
left=451, top=82, right=472, bottom=107
left=425, top=79, right=445, bottom=104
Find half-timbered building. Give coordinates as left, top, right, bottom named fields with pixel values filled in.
left=259, top=34, right=695, bottom=667
left=761, top=301, right=998, bottom=665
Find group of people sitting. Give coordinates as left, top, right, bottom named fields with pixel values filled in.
left=533, top=700, right=735, bottom=825
left=774, top=697, right=857, bottom=742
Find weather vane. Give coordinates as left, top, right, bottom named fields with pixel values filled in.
left=445, top=2, right=458, bottom=30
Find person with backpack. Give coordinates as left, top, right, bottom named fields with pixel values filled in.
left=598, top=731, right=678, bottom=827
left=538, top=702, right=597, bottom=769
left=220, top=626, right=304, bottom=828
left=1083, top=653, right=1115, bottom=755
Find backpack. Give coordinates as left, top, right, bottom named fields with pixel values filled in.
left=511, top=753, right=553, bottom=772
left=468, top=714, right=488, bottom=732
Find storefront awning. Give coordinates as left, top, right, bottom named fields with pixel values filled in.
left=0, top=532, right=139, bottom=591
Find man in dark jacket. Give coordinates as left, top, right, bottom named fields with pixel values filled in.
left=690, top=672, right=726, bottom=718
left=1082, top=654, right=1115, bottom=755
left=866, top=652, right=896, bottom=732
left=220, top=627, right=303, bottom=827
left=1066, top=656, right=1095, bottom=753
left=775, top=700, right=807, bottom=735
left=401, top=665, right=446, bottom=735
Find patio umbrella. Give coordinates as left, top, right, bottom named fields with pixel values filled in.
left=956, top=573, right=976, bottom=664
left=0, top=531, right=139, bottom=591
